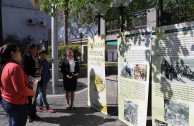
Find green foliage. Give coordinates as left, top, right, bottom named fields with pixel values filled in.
left=31, top=0, right=194, bottom=34
left=3, top=34, right=36, bottom=54
left=4, top=34, right=20, bottom=44
left=3, top=34, right=33, bottom=53
left=163, top=0, right=194, bottom=23
left=19, top=35, right=34, bottom=53
left=31, top=0, right=65, bottom=17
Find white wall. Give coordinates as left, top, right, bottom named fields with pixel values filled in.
left=2, top=0, right=51, bottom=44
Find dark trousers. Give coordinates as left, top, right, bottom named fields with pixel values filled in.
left=28, top=98, right=37, bottom=117
left=28, top=85, right=39, bottom=118
left=1, top=98, right=28, bottom=126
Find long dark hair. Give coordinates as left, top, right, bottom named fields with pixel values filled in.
left=27, top=43, right=36, bottom=55
left=0, top=43, right=19, bottom=86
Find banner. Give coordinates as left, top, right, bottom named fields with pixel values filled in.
left=87, top=35, right=107, bottom=114
left=152, top=21, right=194, bottom=126
left=117, top=29, right=151, bottom=126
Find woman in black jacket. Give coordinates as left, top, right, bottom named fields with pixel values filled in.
left=60, top=49, right=80, bottom=109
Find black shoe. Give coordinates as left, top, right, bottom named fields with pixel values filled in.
left=31, top=114, right=41, bottom=121
left=28, top=117, right=33, bottom=123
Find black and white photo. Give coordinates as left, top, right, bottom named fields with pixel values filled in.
left=124, top=99, right=138, bottom=125
left=164, top=99, right=189, bottom=126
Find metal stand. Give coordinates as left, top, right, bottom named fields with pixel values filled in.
left=107, top=61, right=118, bottom=117
left=108, top=75, right=118, bottom=117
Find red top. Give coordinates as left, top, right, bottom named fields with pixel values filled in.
left=0, top=62, right=35, bottom=104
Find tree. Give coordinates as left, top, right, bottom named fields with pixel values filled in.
left=31, top=0, right=69, bottom=44
left=163, top=0, right=194, bottom=24
left=31, top=0, right=100, bottom=44
left=31, top=0, right=194, bottom=39
left=58, top=10, right=97, bottom=42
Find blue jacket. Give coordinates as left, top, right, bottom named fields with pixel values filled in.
left=39, top=59, right=50, bottom=84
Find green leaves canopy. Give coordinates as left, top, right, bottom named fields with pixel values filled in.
left=31, top=0, right=194, bottom=30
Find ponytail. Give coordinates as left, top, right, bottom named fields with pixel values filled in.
left=0, top=43, right=19, bottom=87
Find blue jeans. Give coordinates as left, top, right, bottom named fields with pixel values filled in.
left=1, top=98, right=28, bottom=126
left=39, top=81, right=49, bottom=109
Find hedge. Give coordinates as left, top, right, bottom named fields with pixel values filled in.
left=47, top=44, right=80, bottom=64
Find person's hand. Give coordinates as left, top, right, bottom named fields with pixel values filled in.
left=72, top=73, right=78, bottom=76
left=67, top=75, right=73, bottom=79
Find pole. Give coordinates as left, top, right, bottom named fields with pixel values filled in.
left=120, top=6, right=124, bottom=32
left=177, top=0, right=180, bottom=22
left=100, top=16, right=105, bottom=35
left=157, top=0, right=163, bottom=27
left=51, top=12, right=58, bottom=94
left=64, top=0, right=69, bottom=44
left=98, top=14, right=101, bottom=35
left=80, top=33, right=83, bottom=64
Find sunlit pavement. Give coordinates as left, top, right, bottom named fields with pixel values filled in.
left=0, top=78, right=127, bottom=126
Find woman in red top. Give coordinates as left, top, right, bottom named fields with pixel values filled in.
left=0, top=43, right=35, bottom=126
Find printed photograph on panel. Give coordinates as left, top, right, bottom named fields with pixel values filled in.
left=164, top=99, right=189, bottom=126
left=161, top=58, right=194, bottom=84
left=155, top=119, right=170, bottom=126
left=134, top=64, right=147, bottom=81
left=124, top=99, right=138, bottom=126
left=120, top=63, right=134, bottom=79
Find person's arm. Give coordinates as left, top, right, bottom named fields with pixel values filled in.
left=60, top=58, right=67, bottom=75
left=10, top=65, right=35, bottom=96
left=73, top=60, right=80, bottom=76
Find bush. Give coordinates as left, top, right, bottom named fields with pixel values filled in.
left=3, top=34, right=35, bottom=54
left=47, top=44, right=80, bottom=64
left=19, top=35, right=34, bottom=54
left=4, top=33, right=20, bottom=44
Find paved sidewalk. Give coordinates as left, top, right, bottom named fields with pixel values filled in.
left=0, top=78, right=127, bottom=126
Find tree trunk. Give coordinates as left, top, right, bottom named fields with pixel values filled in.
left=64, top=0, right=69, bottom=45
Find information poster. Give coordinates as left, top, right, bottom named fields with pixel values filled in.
left=152, top=21, right=194, bottom=126
left=118, top=29, right=151, bottom=126
left=87, top=35, right=107, bottom=114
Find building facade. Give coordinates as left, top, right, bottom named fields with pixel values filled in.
left=2, top=0, right=51, bottom=43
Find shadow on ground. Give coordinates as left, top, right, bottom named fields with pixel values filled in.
left=107, top=105, right=118, bottom=116
left=39, top=107, right=118, bottom=126
left=47, top=82, right=87, bottom=95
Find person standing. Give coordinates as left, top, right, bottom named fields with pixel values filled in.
left=38, top=49, right=54, bottom=113
left=60, top=49, right=80, bottom=109
left=0, top=43, right=35, bottom=126
left=22, top=44, right=42, bottom=122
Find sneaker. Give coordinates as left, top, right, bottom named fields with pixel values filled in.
left=46, top=108, right=55, bottom=113
left=39, top=106, right=45, bottom=111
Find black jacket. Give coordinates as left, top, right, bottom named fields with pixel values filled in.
left=22, top=55, right=36, bottom=77
left=60, top=57, right=80, bottom=76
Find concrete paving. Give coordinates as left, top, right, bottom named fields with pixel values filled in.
left=0, top=78, right=127, bottom=126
